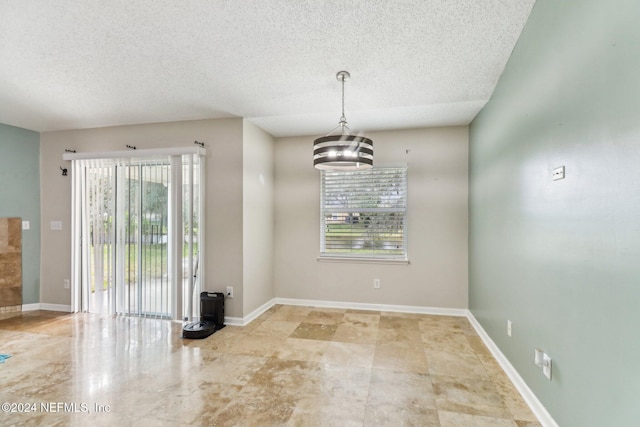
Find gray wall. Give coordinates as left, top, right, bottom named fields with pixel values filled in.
left=242, top=120, right=275, bottom=315
left=274, top=127, right=468, bottom=308
left=0, top=123, right=40, bottom=304
left=469, top=0, right=640, bottom=425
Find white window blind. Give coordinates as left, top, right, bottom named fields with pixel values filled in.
left=320, top=166, right=408, bottom=259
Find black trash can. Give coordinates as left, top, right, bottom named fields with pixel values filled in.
left=200, top=291, right=225, bottom=328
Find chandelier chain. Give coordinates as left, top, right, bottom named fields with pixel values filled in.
left=339, top=74, right=347, bottom=127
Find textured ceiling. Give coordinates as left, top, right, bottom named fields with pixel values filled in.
left=0, top=1, right=536, bottom=137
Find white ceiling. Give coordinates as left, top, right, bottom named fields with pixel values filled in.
left=0, top=1, right=536, bottom=137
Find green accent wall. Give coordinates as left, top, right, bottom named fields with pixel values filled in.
left=469, top=0, right=640, bottom=426
left=0, top=123, right=40, bottom=304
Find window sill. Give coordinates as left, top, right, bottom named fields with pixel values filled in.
left=317, top=256, right=410, bottom=265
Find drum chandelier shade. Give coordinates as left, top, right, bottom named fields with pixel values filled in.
left=313, top=71, right=373, bottom=170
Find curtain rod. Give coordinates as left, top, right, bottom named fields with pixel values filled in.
left=62, top=146, right=206, bottom=161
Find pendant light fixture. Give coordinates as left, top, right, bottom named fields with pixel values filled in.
left=313, top=71, right=373, bottom=170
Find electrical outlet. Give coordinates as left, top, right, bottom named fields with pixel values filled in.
left=507, top=320, right=512, bottom=337
left=534, top=349, right=552, bottom=380
left=552, top=166, right=565, bottom=181
left=63, top=279, right=70, bottom=289
left=226, top=286, right=234, bottom=298
left=373, top=278, right=381, bottom=289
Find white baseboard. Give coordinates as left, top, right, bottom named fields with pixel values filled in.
left=226, top=297, right=467, bottom=327
left=22, top=303, right=72, bottom=312
left=41, top=304, right=72, bottom=312
left=224, top=316, right=244, bottom=326
left=241, top=298, right=277, bottom=326
left=223, top=298, right=277, bottom=327
left=274, top=297, right=468, bottom=317
left=466, top=311, right=558, bottom=427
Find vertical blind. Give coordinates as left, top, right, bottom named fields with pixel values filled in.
left=68, top=149, right=205, bottom=321
left=320, top=166, right=408, bottom=259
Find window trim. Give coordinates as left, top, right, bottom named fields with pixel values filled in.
left=317, top=256, right=410, bottom=265
left=318, top=164, right=409, bottom=263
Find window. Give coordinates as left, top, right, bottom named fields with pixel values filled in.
left=320, top=166, right=408, bottom=260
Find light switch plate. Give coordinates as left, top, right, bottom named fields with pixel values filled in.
left=22, top=221, right=30, bottom=230
left=543, top=354, right=552, bottom=380
left=51, top=221, right=62, bottom=231
left=534, top=349, right=544, bottom=367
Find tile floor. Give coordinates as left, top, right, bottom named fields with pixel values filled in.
left=0, top=305, right=541, bottom=426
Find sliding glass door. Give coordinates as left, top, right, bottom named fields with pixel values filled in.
left=68, top=149, right=204, bottom=321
